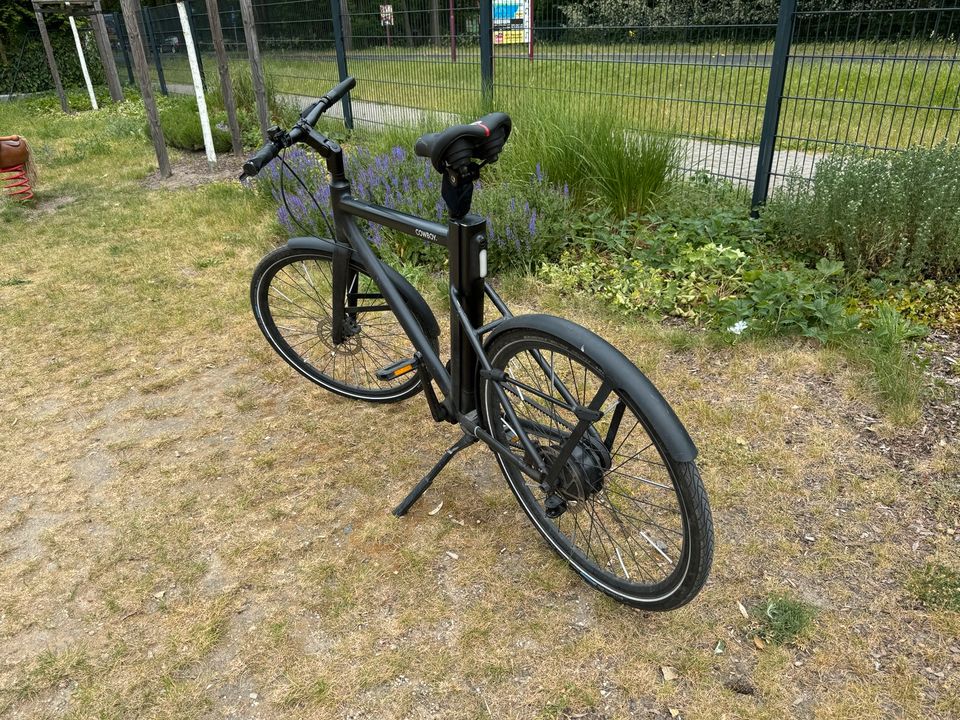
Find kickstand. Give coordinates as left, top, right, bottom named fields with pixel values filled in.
left=392, top=434, right=478, bottom=517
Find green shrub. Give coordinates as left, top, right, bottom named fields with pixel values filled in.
left=544, top=209, right=860, bottom=342
left=715, top=258, right=860, bottom=343
left=207, top=68, right=302, bottom=149
left=763, top=143, right=960, bottom=281
left=500, top=94, right=677, bottom=217
left=0, top=33, right=105, bottom=95
left=154, top=96, right=232, bottom=153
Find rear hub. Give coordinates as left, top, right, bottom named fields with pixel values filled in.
left=541, top=436, right=611, bottom=517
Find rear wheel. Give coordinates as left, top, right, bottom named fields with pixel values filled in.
left=479, top=324, right=713, bottom=610
left=251, top=245, right=437, bottom=402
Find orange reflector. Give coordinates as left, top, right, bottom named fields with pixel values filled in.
left=393, top=364, right=413, bottom=376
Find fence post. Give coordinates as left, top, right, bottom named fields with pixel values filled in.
left=751, top=0, right=796, bottom=211
left=205, top=0, right=243, bottom=153
left=115, top=12, right=136, bottom=85
left=478, top=0, right=493, bottom=107
left=238, top=0, right=270, bottom=140
left=141, top=6, right=168, bottom=96
left=329, top=0, right=354, bottom=129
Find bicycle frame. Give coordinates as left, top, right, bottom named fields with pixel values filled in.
left=304, top=126, right=499, bottom=419
left=299, top=125, right=610, bottom=500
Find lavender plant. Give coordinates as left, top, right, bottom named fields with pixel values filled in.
left=259, top=145, right=572, bottom=275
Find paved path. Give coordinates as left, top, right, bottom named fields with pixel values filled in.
left=168, top=82, right=820, bottom=187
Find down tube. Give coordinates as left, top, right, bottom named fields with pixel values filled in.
left=341, top=220, right=452, bottom=398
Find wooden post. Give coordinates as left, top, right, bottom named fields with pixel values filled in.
left=238, top=0, right=269, bottom=140
left=205, top=0, right=242, bottom=153
left=32, top=3, right=70, bottom=113
left=120, top=0, right=171, bottom=177
left=91, top=0, right=124, bottom=101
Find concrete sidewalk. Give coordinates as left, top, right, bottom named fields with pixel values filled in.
left=167, top=82, right=820, bottom=188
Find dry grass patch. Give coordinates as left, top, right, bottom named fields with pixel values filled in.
left=0, top=99, right=958, bottom=719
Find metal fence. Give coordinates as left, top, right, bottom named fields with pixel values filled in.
left=105, top=0, right=959, bottom=203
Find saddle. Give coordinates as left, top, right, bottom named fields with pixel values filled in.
left=0, top=135, right=29, bottom=168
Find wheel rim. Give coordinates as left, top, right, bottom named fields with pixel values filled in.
left=261, top=254, right=420, bottom=397
left=486, top=337, right=690, bottom=597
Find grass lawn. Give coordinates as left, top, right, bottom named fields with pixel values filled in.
left=147, top=40, right=960, bottom=150
left=1, top=97, right=958, bottom=719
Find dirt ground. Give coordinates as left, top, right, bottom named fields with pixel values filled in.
left=1, top=145, right=958, bottom=719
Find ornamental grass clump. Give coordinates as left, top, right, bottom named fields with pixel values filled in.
left=763, top=143, right=960, bottom=281
left=500, top=94, right=677, bottom=217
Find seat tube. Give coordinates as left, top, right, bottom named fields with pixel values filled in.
left=449, top=215, right=488, bottom=414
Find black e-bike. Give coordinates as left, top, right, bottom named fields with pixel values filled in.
left=245, top=78, right=713, bottom=610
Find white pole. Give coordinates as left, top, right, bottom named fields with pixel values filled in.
left=68, top=16, right=98, bottom=110
left=177, top=1, right=217, bottom=166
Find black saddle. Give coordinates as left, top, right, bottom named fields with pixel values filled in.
left=414, top=113, right=512, bottom=174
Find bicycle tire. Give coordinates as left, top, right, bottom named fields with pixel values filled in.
left=251, top=243, right=439, bottom=403
left=478, top=317, right=713, bottom=610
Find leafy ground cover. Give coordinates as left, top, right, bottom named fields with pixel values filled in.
left=1, top=95, right=958, bottom=719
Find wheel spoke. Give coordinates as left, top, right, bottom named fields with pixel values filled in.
left=482, top=333, right=703, bottom=597
left=257, top=253, right=423, bottom=397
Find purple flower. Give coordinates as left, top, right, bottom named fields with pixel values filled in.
left=535, top=163, right=543, bottom=183
left=528, top=209, right=537, bottom=237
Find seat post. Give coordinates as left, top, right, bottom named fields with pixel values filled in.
left=448, top=213, right=487, bottom=415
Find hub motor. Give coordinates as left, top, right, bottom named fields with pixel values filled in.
left=541, top=436, right=611, bottom=517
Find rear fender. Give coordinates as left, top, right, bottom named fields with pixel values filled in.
left=482, top=314, right=697, bottom=463
left=285, top=237, right=440, bottom=340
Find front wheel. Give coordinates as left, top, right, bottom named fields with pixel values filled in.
left=251, top=244, right=438, bottom=403
left=479, top=320, right=713, bottom=610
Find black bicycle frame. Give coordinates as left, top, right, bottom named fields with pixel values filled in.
left=299, top=126, right=611, bottom=493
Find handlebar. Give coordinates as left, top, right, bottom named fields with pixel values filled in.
left=242, top=141, right=280, bottom=177
left=302, top=76, right=356, bottom=127
left=240, top=76, right=356, bottom=179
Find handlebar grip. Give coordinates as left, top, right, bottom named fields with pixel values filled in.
left=324, top=77, right=356, bottom=107
left=303, top=76, right=356, bottom=127
left=242, top=141, right=279, bottom=177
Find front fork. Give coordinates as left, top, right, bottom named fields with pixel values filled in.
left=330, top=239, right=358, bottom=345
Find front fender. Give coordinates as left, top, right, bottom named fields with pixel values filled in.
left=285, top=237, right=440, bottom=340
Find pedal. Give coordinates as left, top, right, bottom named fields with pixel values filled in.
left=376, top=357, right=418, bottom=381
